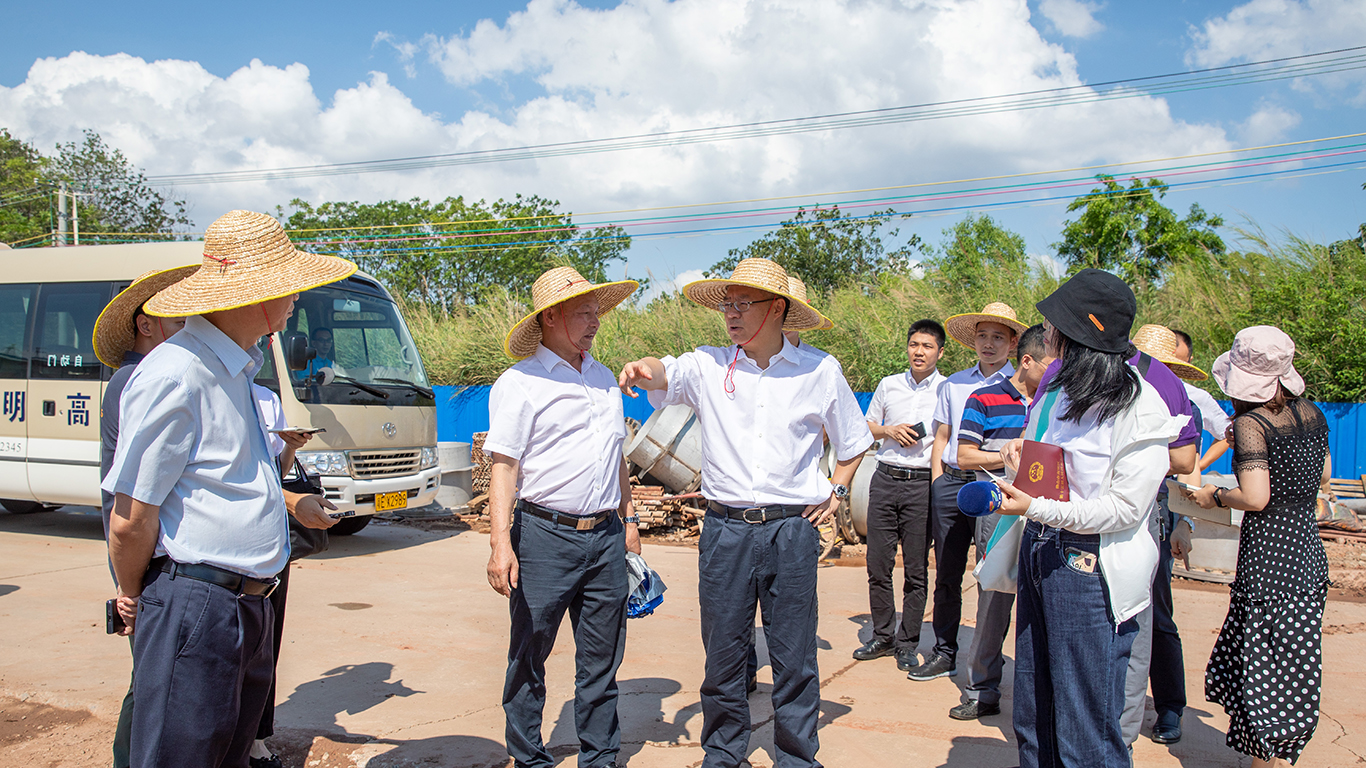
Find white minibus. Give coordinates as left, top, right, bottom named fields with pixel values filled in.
left=0, top=240, right=440, bottom=533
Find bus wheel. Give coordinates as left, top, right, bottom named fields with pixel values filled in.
left=329, top=515, right=372, bottom=535
left=2, top=499, right=56, bottom=514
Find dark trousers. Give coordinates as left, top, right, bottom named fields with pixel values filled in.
left=256, top=562, right=292, bottom=740
left=963, top=513, right=1016, bottom=707
left=699, top=512, right=822, bottom=768
left=1014, top=522, right=1137, bottom=768
left=131, top=566, right=276, bottom=768
left=865, top=469, right=931, bottom=649
left=1150, top=520, right=1185, bottom=717
left=504, top=512, right=627, bottom=768
left=930, top=473, right=974, bottom=663
left=113, top=637, right=133, bottom=768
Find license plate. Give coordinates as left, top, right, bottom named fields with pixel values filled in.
left=374, top=491, right=408, bottom=511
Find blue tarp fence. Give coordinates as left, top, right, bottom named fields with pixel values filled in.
left=434, top=385, right=1366, bottom=479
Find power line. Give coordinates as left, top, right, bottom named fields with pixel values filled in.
left=144, top=45, right=1366, bottom=186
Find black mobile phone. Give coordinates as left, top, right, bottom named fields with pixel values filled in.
left=105, top=598, right=126, bottom=635
left=909, top=422, right=927, bottom=441
left=328, top=510, right=356, bottom=519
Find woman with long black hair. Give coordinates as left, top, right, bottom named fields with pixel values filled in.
left=995, top=269, right=1188, bottom=767
left=1189, top=326, right=1329, bottom=767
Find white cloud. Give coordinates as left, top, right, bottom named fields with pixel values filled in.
left=638, top=268, right=704, bottom=305
left=1237, top=102, right=1301, bottom=145
left=1188, top=0, right=1366, bottom=100
left=0, top=0, right=1235, bottom=250
left=374, top=32, right=420, bottom=79
left=1038, top=0, right=1104, bottom=38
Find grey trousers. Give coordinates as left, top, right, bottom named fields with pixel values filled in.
left=963, top=513, right=1016, bottom=707
left=1121, top=500, right=1165, bottom=745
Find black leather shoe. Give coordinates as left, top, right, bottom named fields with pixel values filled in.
left=949, top=700, right=1001, bottom=720
left=852, top=637, right=897, bottom=661
left=907, top=653, right=956, bottom=681
left=895, top=647, right=919, bottom=672
left=1151, top=710, right=1182, bottom=744
left=249, top=755, right=283, bottom=768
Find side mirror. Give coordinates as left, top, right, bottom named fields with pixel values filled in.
left=283, top=331, right=316, bottom=371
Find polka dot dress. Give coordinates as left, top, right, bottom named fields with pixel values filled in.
left=1205, top=398, right=1329, bottom=765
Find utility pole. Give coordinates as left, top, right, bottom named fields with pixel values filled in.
left=71, top=187, right=79, bottom=246
left=56, top=181, right=68, bottom=247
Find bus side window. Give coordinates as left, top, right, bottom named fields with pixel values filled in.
left=31, top=283, right=108, bottom=380
left=0, top=284, right=35, bottom=379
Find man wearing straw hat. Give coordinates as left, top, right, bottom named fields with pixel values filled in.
left=1172, top=329, right=1234, bottom=471
left=908, top=302, right=1023, bottom=683
left=102, top=210, right=356, bottom=768
left=1120, top=324, right=1208, bottom=747
left=93, top=265, right=196, bottom=768
left=484, top=266, right=640, bottom=768
left=619, top=257, right=872, bottom=768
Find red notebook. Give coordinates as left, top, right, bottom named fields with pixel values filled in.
left=1015, top=439, right=1069, bottom=501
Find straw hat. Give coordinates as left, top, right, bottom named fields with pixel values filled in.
left=1131, top=324, right=1207, bottom=381
left=1213, top=325, right=1305, bottom=402
left=92, top=265, right=200, bottom=368
left=786, top=275, right=834, bottom=331
left=144, top=210, right=357, bottom=317
left=944, top=302, right=1028, bottom=349
left=683, top=258, right=829, bottom=332
left=503, top=266, right=638, bottom=359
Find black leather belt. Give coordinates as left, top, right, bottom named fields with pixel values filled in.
left=516, top=499, right=613, bottom=531
left=707, top=500, right=807, bottom=524
left=940, top=463, right=976, bottom=483
left=877, top=462, right=931, bottom=481
left=152, top=556, right=279, bottom=597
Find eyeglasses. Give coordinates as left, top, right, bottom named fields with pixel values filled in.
left=718, top=298, right=775, bottom=314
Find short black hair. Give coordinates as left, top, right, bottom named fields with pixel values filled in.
left=1171, top=329, right=1193, bottom=350
left=1017, top=324, right=1045, bottom=365
left=907, top=319, right=946, bottom=348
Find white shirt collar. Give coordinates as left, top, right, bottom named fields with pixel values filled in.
left=532, top=342, right=594, bottom=373
left=182, top=315, right=259, bottom=378
left=971, top=361, right=1013, bottom=381
left=905, top=368, right=942, bottom=389
left=736, top=336, right=802, bottom=369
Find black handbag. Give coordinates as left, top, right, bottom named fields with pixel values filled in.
left=281, top=456, right=329, bottom=561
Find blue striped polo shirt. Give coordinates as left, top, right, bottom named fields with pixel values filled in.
left=957, top=378, right=1028, bottom=464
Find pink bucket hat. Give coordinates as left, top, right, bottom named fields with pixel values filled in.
left=1212, top=325, right=1305, bottom=401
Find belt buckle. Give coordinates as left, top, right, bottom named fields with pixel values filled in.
left=260, top=577, right=280, bottom=598
left=741, top=507, right=766, bottom=524
left=575, top=515, right=597, bottom=531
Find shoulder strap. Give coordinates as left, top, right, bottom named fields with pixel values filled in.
left=1032, top=386, right=1062, bottom=442
left=1136, top=351, right=1153, bottom=378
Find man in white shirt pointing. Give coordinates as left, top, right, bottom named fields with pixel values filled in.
left=620, top=258, right=872, bottom=768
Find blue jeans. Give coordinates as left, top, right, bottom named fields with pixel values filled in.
left=1014, top=522, right=1137, bottom=768
left=504, top=511, right=627, bottom=768
left=699, top=512, right=822, bottom=768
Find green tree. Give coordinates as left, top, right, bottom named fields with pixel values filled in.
left=1056, top=175, right=1225, bottom=290
left=46, top=130, right=191, bottom=238
left=924, top=213, right=1029, bottom=296
left=706, top=206, right=924, bottom=296
left=0, top=129, right=49, bottom=246
left=282, top=195, right=632, bottom=311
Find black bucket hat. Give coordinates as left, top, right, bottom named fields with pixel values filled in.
left=1036, top=268, right=1136, bottom=354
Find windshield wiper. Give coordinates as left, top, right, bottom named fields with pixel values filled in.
left=331, top=375, right=390, bottom=399
left=376, top=377, right=435, bottom=399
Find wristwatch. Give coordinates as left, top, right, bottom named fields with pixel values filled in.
left=832, top=483, right=850, bottom=500
left=623, top=515, right=640, bottom=525
left=1212, top=488, right=1227, bottom=508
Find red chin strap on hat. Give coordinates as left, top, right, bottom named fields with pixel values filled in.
left=723, top=304, right=773, bottom=395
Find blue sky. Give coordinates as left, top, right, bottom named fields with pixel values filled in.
left=3, top=0, right=1364, bottom=297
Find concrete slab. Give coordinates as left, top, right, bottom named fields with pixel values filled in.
left=2, top=510, right=1364, bottom=767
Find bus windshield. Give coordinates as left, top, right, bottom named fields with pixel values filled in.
left=283, top=278, right=432, bottom=406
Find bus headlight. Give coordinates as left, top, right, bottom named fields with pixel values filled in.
left=299, top=451, right=349, bottom=476
left=419, top=446, right=439, bottom=470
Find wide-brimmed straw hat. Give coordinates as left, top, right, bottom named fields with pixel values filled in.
left=92, top=265, right=200, bottom=368
left=1213, top=325, right=1305, bottom=402
left=786, top=275, right=834, bottom=331
left=683, top=258, right=829, bottom=332
left=144, top=210, right=357, bottom=317
left=1131, top=324, right=1207, bottom=381
left=504, top=266, right=638, bottom=359
left=944, top=302, right=1028, bottom=349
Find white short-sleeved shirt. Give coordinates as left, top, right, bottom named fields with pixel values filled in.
left=484, top=344, right=625, bottom=516
left=648, top=339, right=873, bottom=508
left=866, top=369, right=944, bottom=469
left=101, top=316, right=289, bottom=579
left=253, top=384, right=287, bottom=457
left=932, top=362, right=1014, bottom=469
left=1182, top=381, right=1232, bottom=441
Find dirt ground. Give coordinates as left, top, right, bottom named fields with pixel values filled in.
left=4, top=508, right=1366, bottom=767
